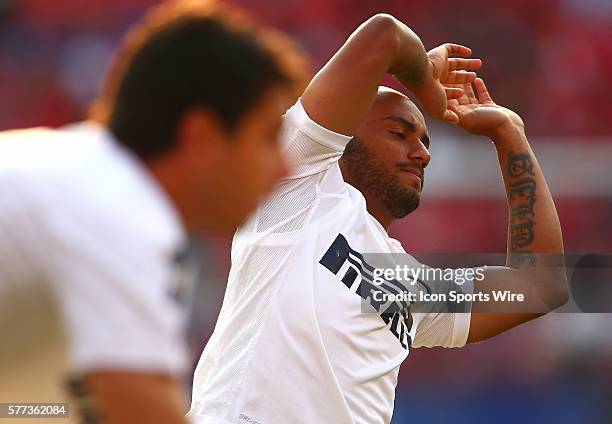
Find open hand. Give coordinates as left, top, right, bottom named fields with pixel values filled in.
left=411, top=44, right=482, bottom=123
left=446, top=78, right=524, bottom=137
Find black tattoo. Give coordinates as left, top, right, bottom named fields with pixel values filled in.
left=510, top=218, right=535, bottom=249
left=508, top=152, right=535, bottom=178
left=509, top=251, right=536, bottom=267
left=507, top=151, right=538, bottom=266
left=508, top=178, right=537, bottom=220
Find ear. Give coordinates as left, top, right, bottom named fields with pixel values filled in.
left=175, top=107, right=227, bottom=163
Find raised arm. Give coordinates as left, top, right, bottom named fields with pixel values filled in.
left=301, top=14, right=481, bottom=136
left=447, top=79, right=569, bottom=343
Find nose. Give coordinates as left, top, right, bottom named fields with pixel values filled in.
left=407, top=141, right=431, bottom=168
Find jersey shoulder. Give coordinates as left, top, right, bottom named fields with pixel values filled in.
left=0, top=123, right=185, bottom=257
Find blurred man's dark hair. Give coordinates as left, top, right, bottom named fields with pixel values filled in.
left=90, top=0, right=308, bottom=160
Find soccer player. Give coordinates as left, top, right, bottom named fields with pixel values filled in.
left=189, top=13, right=568, bottom=423
left=0, top=1, right=306, bottom=423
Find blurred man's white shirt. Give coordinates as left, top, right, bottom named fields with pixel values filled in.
left=0, top=123, right=194, bottom=405
left=189, top=100, right=472, bottom=424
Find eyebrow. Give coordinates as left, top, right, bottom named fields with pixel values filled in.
left=384, top=116, right=430, bottom=148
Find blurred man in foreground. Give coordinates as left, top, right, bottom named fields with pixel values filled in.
left=190, top=13, right=568, bottom=423
left=0, top=0, right=306, bottom=422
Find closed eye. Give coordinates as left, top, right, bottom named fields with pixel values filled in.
left=388, top=130, right=404, bottom=139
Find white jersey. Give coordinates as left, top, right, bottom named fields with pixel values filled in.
left=0, top=123, right=193, bottom=379
left=189, top=100, right=473, bottom=424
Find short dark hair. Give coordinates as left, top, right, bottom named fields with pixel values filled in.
left=91, top=0, right=308, bottom=159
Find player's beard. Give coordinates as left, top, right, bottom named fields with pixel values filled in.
left=341, top=136, right=422, bottom=219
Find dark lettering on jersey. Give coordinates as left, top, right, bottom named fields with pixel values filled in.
left=170, top=242, right=199, bottom=306
left=319, top=233, right=413, bottom=350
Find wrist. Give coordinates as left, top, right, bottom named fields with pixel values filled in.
left=407, top=64, right=447, bottom=118
left=396, top=58, right=432, bottom=95
left=489, top=117, right=526, bottom=146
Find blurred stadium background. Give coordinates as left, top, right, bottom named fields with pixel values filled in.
left=1, top=0, right=611, bottom=422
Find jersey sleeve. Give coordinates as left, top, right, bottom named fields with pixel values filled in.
left=0, top=188, right=48, bottom=292
left=0, top=180, right=191, bottom=377
left=282, top=98, right=353, bottom=180
left=246, top=99, right=353, bottom=234
left=45, top=218, right=192, bottom=377
left=411, top=267, right=475, bottom=348
left=0, top=188, right=59, bottom=363
left=0, top=126, right=193, bottom=380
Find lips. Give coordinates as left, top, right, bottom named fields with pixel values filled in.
left=399, top=167, right=423, bottom=182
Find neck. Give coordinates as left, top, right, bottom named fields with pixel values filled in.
left=339, top=159, right=394, bottom=231
left=144, top=156, right=192, bottom=230
left=364, top=195, right=394, bottom=231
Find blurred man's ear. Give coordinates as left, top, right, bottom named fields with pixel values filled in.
left=175, top=107, right=228, bottom=164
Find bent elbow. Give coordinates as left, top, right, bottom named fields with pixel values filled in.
left=366, top=13, right=400, bottom=33
left=361, top=13, right=401, bottom=55
left=550, top=285, right=570, bottom=309
left=543, top=271, right=570, bottom=310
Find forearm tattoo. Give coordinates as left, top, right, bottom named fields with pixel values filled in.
left=507, top=151, right=537, bottom=266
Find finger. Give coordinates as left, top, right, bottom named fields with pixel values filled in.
left=464, top=82, right=478, bottom=104
left=458, top=89, right=471, bottom=106
left=442, top=109, right=460, bottom=123
left=443, top=71, right=477, bottom=84
left=443, top=43, right=473, bottom=57
left=474, top=78, right=493, bottom=103
left=445, top=86, right=464, bottom=99
left=444, top=83, right=470, bottom=105
left=443, top=82, right=463, bottom=91
left=447, top=98, right=460, bottom=108
left=444, top=82, right=461, bottom=88
left=448, top=58, right=482, bottom=71
left=448, top=102, right=469, bottom=117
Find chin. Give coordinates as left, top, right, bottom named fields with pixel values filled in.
left=388, top=192, right=421, bottom=219
left=397, top=204, right=420, bottom=219
left=405, top=185, right=422, bottom=195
